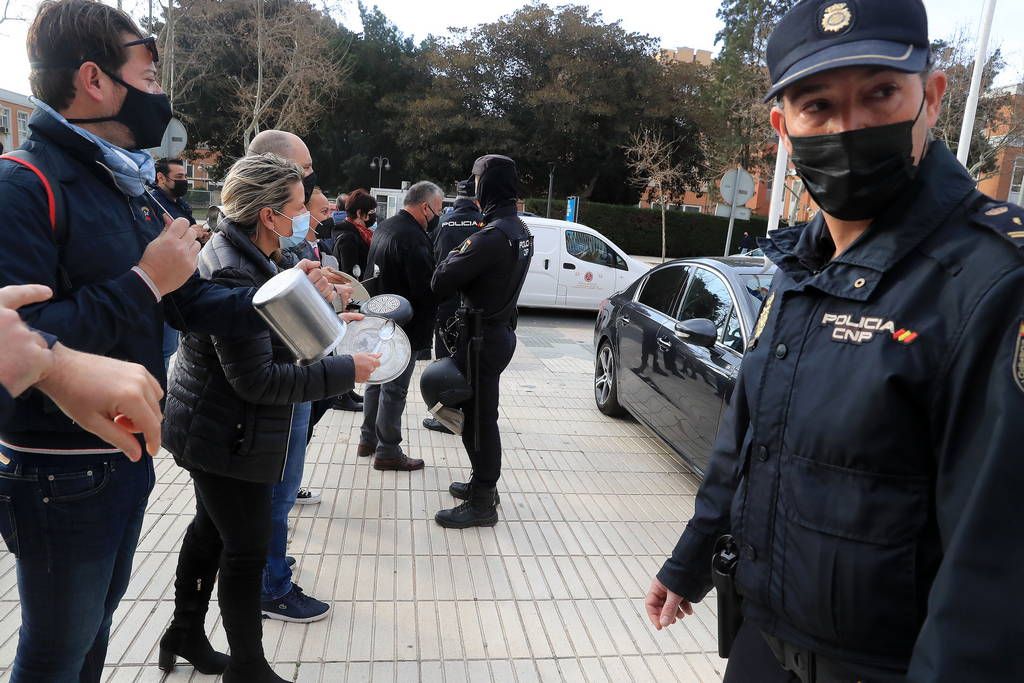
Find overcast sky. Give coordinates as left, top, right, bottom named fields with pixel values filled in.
left=1, top=0, right=1021, bottom=96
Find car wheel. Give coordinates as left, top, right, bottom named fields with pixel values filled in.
left=595, top=340, right=625, bottom=416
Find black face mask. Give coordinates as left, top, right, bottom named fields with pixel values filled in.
left=170, top=179, right=189, bottom=198
left=788, top=97, right=925, bottom=222
left=67, top=70, right=172, bottom=150
left=364, top=213, right=377, bottom=228
left=302, top=172, right=318, bottom=204
left=316, top=216, right=335, bottom=239
left=426, top=206, right=440, bottom=233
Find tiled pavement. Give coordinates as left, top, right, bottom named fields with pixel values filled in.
left=0, top=310, right=724, bottom=682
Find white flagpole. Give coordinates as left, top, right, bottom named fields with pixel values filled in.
left=957, top=0, right=998, bottom=168
left=767, top=137, right=789, bottom=233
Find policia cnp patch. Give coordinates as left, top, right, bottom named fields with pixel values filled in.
left=1014, top=321, right=1024, bottom=394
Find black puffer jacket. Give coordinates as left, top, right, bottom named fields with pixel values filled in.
left=331, top=219, right=371, bottom=279
left=163, top=221, right=356, bottom=483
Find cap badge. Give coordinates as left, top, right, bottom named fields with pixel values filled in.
left=821, top=2, right=853, bottom=33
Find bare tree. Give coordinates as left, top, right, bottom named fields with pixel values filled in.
left=624, top=127, right=686, bottom=263
left=158, top=0, right=351, bottom=149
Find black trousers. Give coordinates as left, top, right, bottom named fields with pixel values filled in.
left=460, top=326, right=516, bottom=487
left=723, top=622, right=798, bottom=683
left=175, top=470, right=273, bottom=668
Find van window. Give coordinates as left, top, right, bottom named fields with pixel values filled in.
left=565, top=230, right=626, bottom=270
left=636, top=265, right=689, bottom=316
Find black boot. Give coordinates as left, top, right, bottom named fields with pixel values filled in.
left=435, top=484, right=499, bottom=528
left=449, top=480, right=500, bottom=505
left=158, top=521, right=229, bottom=674
left=158, top=626, right=230, bottom=674
left=331, top=391, right=363, bottom=412
left=223, top=658, right=288, bottom=683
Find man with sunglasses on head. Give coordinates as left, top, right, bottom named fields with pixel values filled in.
left=0, top=1, right=335, bottom=680
left=645, top=1, right=1024, bottom=681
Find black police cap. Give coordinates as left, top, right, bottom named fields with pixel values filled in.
left=764, top=0, right=930, bottom=102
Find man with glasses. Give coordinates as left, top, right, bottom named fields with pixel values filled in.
left=0, top=1, right=333, bottom=679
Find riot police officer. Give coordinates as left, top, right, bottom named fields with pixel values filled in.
left=430, top=154, right=533, bottom=528
left=645, top=1, right=1024, bottom=681
left=423, top=179, right=485, bottom=433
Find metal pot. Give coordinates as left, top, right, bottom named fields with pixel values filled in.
left=252, top=268, right=346, bottom=365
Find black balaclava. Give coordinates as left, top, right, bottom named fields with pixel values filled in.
left=471, top=154, right=518, bottom=216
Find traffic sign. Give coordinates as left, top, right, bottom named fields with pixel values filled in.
left=719, top=168, right=755, bottom=205
left=715, top=203, right=751, bottom=220
left=147, top=117, right=188, bottom=159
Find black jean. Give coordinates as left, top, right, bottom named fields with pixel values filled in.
left=176, top=470, right=272, bottom=668
left=723, top=622, right=797, bottom=683
left=460, top=326, right=516, bottom=486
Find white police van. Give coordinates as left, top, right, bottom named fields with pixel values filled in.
left=519, top=217, right=649, bottom=311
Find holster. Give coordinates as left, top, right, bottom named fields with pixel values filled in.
left=711, top=535, right=743, bottom=659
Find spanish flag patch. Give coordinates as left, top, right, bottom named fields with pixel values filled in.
left=891, top=329, right=918, bottom=345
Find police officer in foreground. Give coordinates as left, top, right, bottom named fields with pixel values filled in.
left=423, top=179, right=484, bottom=433
left=645, top=1, right=1024, bottom=681
left=429, top=154, right=533, bottom=528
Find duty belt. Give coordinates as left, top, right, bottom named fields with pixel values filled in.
left=760, top=632, right=905, bottom=683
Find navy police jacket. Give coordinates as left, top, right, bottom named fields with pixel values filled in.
left=0, top=109, right=264, bottom=463
left=657, top=141, right=1024, bottom=681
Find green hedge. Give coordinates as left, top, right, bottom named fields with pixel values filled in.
left=523, top=198, right=767, bottom=258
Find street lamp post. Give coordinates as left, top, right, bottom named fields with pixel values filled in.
left=370, top=155, right=391, bottom=188
left=546, top=164, right=555, bottom=218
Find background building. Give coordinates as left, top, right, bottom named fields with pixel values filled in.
left=0, top=88, right=34, bottom=154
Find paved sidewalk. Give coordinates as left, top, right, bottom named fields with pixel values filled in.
left=0, top=311, right=723, bottom=682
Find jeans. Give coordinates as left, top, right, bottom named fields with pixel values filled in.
left=0, top=453, right=154, bottom=683
left=359, top=355, right=417, bottom=458
left=261, top=401, right=310, bottom=601
left=162, top=323, right=180, bottom=375
left=182, top=470, right=272, bottom=669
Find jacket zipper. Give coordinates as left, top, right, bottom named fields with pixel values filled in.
left=279, top=405, right=295, bottom=483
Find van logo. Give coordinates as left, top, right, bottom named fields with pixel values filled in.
left=584, top=271, right=593, bottom=283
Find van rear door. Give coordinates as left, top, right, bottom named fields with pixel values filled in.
left=519, top=223, right=559, bottom=307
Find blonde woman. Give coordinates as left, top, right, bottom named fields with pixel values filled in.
left=158, top=153, right=379, bottom=682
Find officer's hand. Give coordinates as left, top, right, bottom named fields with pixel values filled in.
left=645, top=577, right=692, bottom=630
left=34, top=345, right=164, bottom=462
left=294, top=259, right=334, bottom=302
left=352, top=352, right=382, bottom=383
left=340, top=312, right=365, bottom=323
left=0, top=284, right=55, bottom=397
left=137, top=215, right=201, bottom=296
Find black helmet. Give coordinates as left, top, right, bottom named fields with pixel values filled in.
left=420, top=358, right=472, bottom=434
left=421, top=357, right=472, bottom=408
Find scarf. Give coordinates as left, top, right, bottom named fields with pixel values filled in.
left=348, top=218, right=373, bottom=247
left=31, top=97, right=156, bottom=198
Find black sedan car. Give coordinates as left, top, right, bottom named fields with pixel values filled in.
left=593, top=256, right=775, bottom=475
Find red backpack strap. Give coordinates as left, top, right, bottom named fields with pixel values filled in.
left=0, top=152, right=58, bottom=234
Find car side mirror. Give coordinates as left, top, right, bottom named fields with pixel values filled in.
left=674, top=318, right=718, bottom=348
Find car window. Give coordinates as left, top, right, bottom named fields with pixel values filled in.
left=722, top=308, right=744, bottom=353
left=636, top=265, right=689, bottom=316
left=566, top=230, right=626, bottom=270
left=677, top=268, right=734, bottom=343
left=741, top=274, right=774, bottom=306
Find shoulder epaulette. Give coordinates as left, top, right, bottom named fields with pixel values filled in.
left=970, top=201, right=1024, bottom=252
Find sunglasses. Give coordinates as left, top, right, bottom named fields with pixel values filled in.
left=30, top=36, right=159, bottom=70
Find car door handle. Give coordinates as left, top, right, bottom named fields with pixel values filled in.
left=617, top=315, right=631, bottom=326
left=657, top=337, right=672, bottom=350
left=563, top=263, right=576, bottom=270
left=544, top=258, right=549, bottom=270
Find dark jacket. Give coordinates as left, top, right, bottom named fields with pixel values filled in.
left=656, top=142, right=1024, bottom=681
left=0, top=109, right=264, bottom=464
left=365, top=210, right=436, bottom=351
left=432, top=199, right=483, bottom=320
left=331, top=219, right=371, bottom=279
left=151, top=186, right=195, bottom=224
left=163, top=222, right=355, bottom=484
